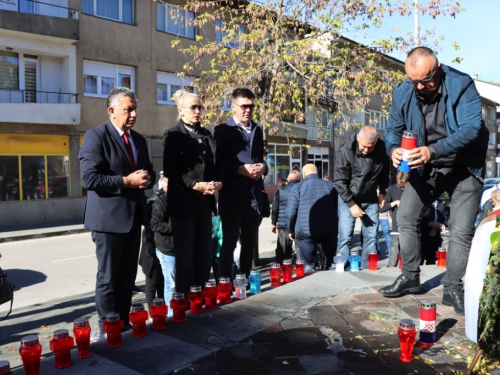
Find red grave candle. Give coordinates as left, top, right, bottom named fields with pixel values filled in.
left=367, top=250, right=380, bottom=271
left=270, top=263, right=283, bottom=286
left=73, top=317, right=91, bottom=359
left=103, top=312, right=124, bottom=348
left=149, top=298, right=168, bottom=330
left=398, top=319, right=417, bottom=363
left=19, top=335, right=42, bottom=375
left=217, top=277, right=232, bottom=305
left=129, top=303, right=149, bottom=338
left=295, top=260, right=305, bottom=278
left=436, top=247, right=447, bottom=268
left=204, top=281, right=218, bottom=310
left=170, top=292, right=188, bottom=323
left=188, top=286, right=204, bottom=314
left=49, top=329, right=74, bottom=369
left=282, top=259, right=294, bottom=283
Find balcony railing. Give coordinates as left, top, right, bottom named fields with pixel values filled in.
left=367, top=109, right=388, bottom=130
left=0, top=89, right=79, bottom=104
left=18, top=0, right=79, bottom=19
left=307, top=125, right=332, bottom=142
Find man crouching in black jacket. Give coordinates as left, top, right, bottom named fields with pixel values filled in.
left=334, top=126, right=390, bottom=269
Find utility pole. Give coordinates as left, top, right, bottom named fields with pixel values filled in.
left=414, top=0, right=420, bottom=46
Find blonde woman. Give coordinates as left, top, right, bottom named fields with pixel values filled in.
left=162, top=90, right=221, bottom=296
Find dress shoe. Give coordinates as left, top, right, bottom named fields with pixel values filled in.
left=344, top=260, right=350, bottom=271
left=442, top=290, right=465, bottom=315
left=379, top=274, right=420, bottom=297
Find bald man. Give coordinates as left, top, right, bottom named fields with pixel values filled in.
left=286, top=164, right=338, bottom=269
left=334, top=125, right=390, bottom=269
left=271, top=170, right=301, bottom=263
left=380, top=47, right=488, bottom=316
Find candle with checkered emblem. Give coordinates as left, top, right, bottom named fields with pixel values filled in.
left=419, top=300, right=436, bottom=347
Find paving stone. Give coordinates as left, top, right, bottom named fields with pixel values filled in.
left=304, top=305, right=348, bottom=328
left=280, top=317, right=315, bottom=330
left=414, top=344, right=466, bottom=364
left=243, top=323, right=289, bottom=345
left=322, top=292, right=357, bottom=305
left=256, top=357, right=305, bottom=375
left=215, top=345, right=259, bottom=375
left=249, top=291, right=312, bottom=310
left=363, top=333, right=400, bottom=350
left=284, top=327, right=323, bottom=342
left=91, top=330, right=211, bottom=375
left=167, top=362, right=217, bottom=375
left=253, top=340, right=332, bottom=359
left=392, top=299, right=422, bottom=320
left=299, top=354, right=345, bottom=374
left=335, top=337, right=387, bottom=371
left=382, top=347, right=438, bottom=375
left=435, top=329, right=475, bottom=359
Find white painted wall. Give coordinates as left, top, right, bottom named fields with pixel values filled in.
left=40, top=55, right=65, bottom=92
left=0, top=103, right=80, bottom=124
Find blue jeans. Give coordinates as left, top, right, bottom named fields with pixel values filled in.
left=397, top=166, right=482, bottom=292
left=378, top=219, right=391, bottom=253
left=337, top=196, right=379, bottom=269
left=156, top=249, right=176, bottom=317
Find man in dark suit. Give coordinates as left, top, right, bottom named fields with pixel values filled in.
left=79, top=87, right=155, bottom=331
left=213, top=88, right=267, bottom=279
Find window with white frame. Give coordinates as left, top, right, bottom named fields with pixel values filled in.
left=82, top=0, right=134, bottom=24
left=157, top=3, right=195, bottom=39
left=83, top=61, right=134, bottom=97
left=157, top=72, right=196, bottom=105
left=215, top=19, right=247, bottom=48
left=265, top=144, right=302, bottom=186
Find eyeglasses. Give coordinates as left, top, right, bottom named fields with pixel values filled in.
left=184, top=105, right=204, bottom=111
left=233, top=103, right=255, bottom=111
left=408, top=68, right=438, bottom=86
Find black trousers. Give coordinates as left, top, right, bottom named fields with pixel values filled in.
left=276, top=228, right=293, bottom=264
left=299, top=236, right=336, bottom=269
left=171, top=198, right=213, bottom=296
left=219, top=213, right=260, bottom=279
left=93, top=212, right=142, bottom=329
left=144, top=264, right=164, bottom=308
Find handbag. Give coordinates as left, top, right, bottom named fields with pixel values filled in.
left=0, top=267, right=14, bottom=321
left=261, top=190, right=271, bottom=218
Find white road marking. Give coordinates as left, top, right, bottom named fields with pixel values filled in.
left=53, top=255, right=95, bottom=263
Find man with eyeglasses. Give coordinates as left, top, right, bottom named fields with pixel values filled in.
left=213, top=88, right=268, bottom=279
left=379, top=47, right=489, bottom=316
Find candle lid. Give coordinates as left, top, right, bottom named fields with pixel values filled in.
left=54, top=329, right=69, bottom=339
left=399, top=319, right=416, bottom=330
left=190, top=286, right=202, bottom=292
left=250, top=269, right=261, bottom=275
left=420, top=300, right=436, bottom=310
left=172, top=292, right=185, bottom=300
left=105, top=312, right=120, bottom=322
left=349, top=250, right=359, bottom=255
left=296, top=260, right=305, bottom=265
left=271, top=263, right=282, bottom=269
left=219, top=277, right=231, bottom=283
left=438, top=247, right=447, bottom=252
left=131, top=303, right=145, bottom=313
left=205, top=281, right=216, bottom=288
left=152, top=298, right=165, bottom=306
left=21, top=335, right=39, bottom=347
left=235, top=274, right=246, bottom=280
left=402, top=131, right=417, bottom=139
left=0, top=361, right=10, bottom=373
left=369, top=250, right=378, bottom=255
left=74, top=317, right=90, bottom=328
left=283, top=259, right=292, bottom=265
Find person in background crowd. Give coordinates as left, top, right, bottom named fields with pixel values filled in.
left=139, top=179, right=166, bottom=309
left=157, top=171, right=166, bottom=191
left=271, top=170, right=301, bottom=264
left=163, top=90, right=221, bottom=296
left=379, top=47, right=488, bottom=316
left=334, top=125, right=390, bottom=269
left=150, top=178, right=175, bottom=316
left=420, top=199, right=448, bottom=265
left=380, top=171, right=409, bottom=267
left=79, top=87, right=155, bottom=332
left=286, top=164, right=338, bottom=270
left=213, top=88, right=268, bottom=279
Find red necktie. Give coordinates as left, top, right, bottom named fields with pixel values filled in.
left=123, top=132, right=136, bottom=170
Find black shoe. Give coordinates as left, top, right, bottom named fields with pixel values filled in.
left=344, top=261, right=350, bottom=271
left=442, top=290, right=465, bottom=315
left=379, top=274, right=421, bottom=297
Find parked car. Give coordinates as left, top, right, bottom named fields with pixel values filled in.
left=484, top=177, right=500, bottom=185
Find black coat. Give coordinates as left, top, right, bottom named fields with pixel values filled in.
left=334, top=130, right=389, bottom=207
left=212, top=117, right=267, bottom=216
left=150, top=192, right=174, bottom=256
left=163, top=121, right=217, bottom=217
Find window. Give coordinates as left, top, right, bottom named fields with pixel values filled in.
left=264, top=143, right=302, bottom=186
left=308, top=150, right=330, bottom=179
left=0, top=134, right=70, bottom=202
left=157, top=72, right=196, bottom=105
left=82, top=0, right=134, bottom=24
left=0, top=51, right=40, bottom=103
left=83, top=61, right=134, bottom=97
left=215, top=19, right=247, bottom=48
left=157, top=3, right=195, bottom=39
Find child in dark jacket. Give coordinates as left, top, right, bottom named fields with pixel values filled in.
left=150, top=180, right=175, bottom=317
